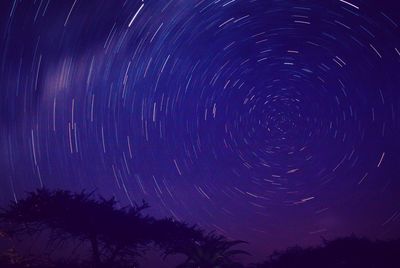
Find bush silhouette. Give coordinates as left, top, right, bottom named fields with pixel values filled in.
left=252, top=235, right=400, bottom=268
left=166, top=232, right=249, bottom=268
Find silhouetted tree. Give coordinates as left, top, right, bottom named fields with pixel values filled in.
left=165, top=231, right=248, bottom=268
left=0, top=188, right=154, bottom=267
left=252, top=236, right=400, bottom=268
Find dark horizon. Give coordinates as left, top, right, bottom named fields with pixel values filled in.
left=1, top=188, right=399, bottom=267
left=1, top=0, right=400, bottom=266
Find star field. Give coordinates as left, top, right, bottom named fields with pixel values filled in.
left=1, top=0, right=400, bottom=258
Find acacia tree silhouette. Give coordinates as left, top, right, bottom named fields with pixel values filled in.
left=0, top=189, right=154, bottom=267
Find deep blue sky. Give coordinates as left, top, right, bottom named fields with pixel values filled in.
left=1, top=0, right=400, bottom=262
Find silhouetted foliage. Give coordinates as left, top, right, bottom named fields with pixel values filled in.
left=152, top=218, right=204, bottom=255
left=166, top=231, right=249, bottom=268
left=5, top=189, right=397, bottom=268
left=252, top=235, right=400, bottom=268
left=0, top=189, right=154, bottom=267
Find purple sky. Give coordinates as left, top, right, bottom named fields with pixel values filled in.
left=1, top=0, right=400, bottom=263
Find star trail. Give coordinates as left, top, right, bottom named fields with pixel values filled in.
left=1, top=0, right=400, bottom=259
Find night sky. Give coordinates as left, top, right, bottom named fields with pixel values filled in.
left=1, top=0, right=400, bottom=261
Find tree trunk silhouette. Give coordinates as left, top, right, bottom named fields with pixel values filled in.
left=90, top=235, right=101, bottom=266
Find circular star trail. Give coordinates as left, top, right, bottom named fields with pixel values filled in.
left=1, top=0, right=400, bottom=256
